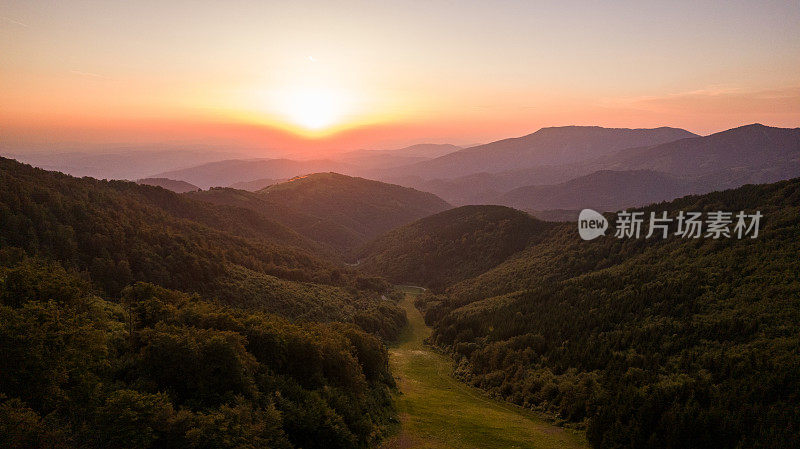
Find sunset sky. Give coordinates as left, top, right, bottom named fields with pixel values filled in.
left=2, top=0, right=799, bottom=157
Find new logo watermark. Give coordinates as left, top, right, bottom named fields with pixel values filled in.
left=578, top=209, right=761, bottom=241
left=578, top=209, right=609, bottom=240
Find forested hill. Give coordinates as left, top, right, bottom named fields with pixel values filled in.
left=186, top=186, right=365, bottom=254
left=260, top=173, right=452, bottom=250
left=189, top=172, right=452, bottom=254
left=0, top=157, right=404, bottom=335
left=0, top=157, right=409, bottom=448
left=0, top=248, right=400, bottom=448
left=357, top=205, right=551, bottom=290
left=411, top=178, right=800, bottom=448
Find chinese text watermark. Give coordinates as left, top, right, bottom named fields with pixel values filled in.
left=579, top=209, right=761, bottom=241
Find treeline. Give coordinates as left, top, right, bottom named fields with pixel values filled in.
left=0, top=252, right=396, bottom=448
left=358, top=205, right=551, bottom=291
left=414, top=179, right=800, bottom=448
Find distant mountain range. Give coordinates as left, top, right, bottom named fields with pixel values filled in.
left=378, top=124, right=797, bottom=214
left=216, top=144, right=461, bottom=191
left=16, top=124, right=797, bottom=218
left=2, top=148, right=248, bottom=180
left=602, top=123, right=799, bottom=176
left=228, top=177, right=284, bottom=191
left=385, top=126, right=697, bottom=180
left=152, top=158, right=356, bottom=189
left=150, top=144, right=463, bottom=189
left=492, top=124, right=800, bottom=213
left=336, top=143, right=462, bottom=169
left=146, top=123, right=800, bottom=216
left=136, top=177, right=200, bottom=193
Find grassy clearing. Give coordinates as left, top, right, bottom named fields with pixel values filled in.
left=382, top=287, right=588, bottom=449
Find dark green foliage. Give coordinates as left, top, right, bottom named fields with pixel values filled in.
left=358, top=205, right=551, bottom=290
left=0, top=157, right=404, bottom=338
left=0, top=158, right=408, bottom=447
left=412, top=180, right=800, bottom=448
left=0, top=257, right=396, bottom=448
left=0, top=397, right=69, bottom=448
left=0, top=157, right=333, bottom=294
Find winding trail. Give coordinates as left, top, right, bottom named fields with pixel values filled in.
left=382, top=286, right=588, bottom=449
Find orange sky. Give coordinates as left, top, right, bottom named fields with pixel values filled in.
left=1, top=1, right=799, bottom=157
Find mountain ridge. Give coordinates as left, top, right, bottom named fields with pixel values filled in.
left=136, top=177, right=201, bottom=193
left=389, top=125, right=698, bottom=180
left=188, top=172, right=452, bottom=253
left=152, top=158, right=356, bottom=189
left=400, top=124, right=800, bottom=210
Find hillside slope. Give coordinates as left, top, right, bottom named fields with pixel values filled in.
left=603, top=123, right=800, bottom=177
left=412, top=179, right=800, bottom=448
left=228, top=177, right=283, bottom=191
left=187, top=186, right=364, bottom=253
left=358, top=205, right=550, bottom=290
left=0, top=157, right=414, bottom=448
left=0, top=158, right=403, bottom=335
left=258, top=173, right=452, bottom=251
left=498, top=170, right=695, bottom=212
left=0, top=238, right=399, bottom=449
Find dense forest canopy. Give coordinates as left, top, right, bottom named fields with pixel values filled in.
left=0, top=157, right=403, bottom=334
left=0, top=158, right=408, bottom=448
left=408, top=179, right=800, bottom=448
left=357, top=205, right=552, bottom=290
left=0, top=254, right=397, bottom=448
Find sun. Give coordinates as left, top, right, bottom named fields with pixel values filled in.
left=274, top=86, right=351, bottom=132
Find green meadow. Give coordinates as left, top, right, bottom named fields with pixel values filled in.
left=382, top=287, right=588, bottom=449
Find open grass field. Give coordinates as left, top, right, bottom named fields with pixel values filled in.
left=382, top=286, right=588, bottom=449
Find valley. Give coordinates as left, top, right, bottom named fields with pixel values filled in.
left=3, top=2, right=798, bottom=447
left=382, top=287, right=588, bottom=449
left=2, top=125, right=799, bottom=449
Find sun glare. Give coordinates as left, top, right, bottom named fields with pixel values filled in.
left=274, top=86, right=351, bottom=132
